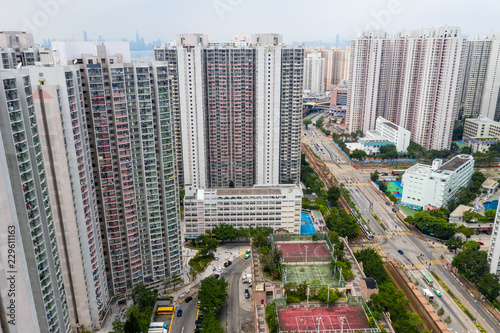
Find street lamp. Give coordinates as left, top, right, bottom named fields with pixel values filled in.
left=316, top=317, right=322, bottom=333
left=340, top=316, right=346, bottom=333
left=305, top=245, right=308, bottom=265
left=474, top=295, right=483, bottom=323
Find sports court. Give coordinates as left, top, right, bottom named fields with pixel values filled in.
left=301, top=212, right=316, bottom=234
left=382, top=181, right=403, bottom=199
left=276, top=242, right=331, bottom=262
left=452, top=140, right=468, bottom=149
left=278, top=306, right=370, bottom=332
left=284, top=264, right=337, bottom=285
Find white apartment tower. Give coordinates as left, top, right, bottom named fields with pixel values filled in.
left=488, top=201, right=500, bottom=277
left=303, top=52, right=325, bottom=93
left=29, top=66, right=110, bottom=329
left=481, top=32, right=500, bottom=121
left=347, top=27, right=466, bottom=150
left=0, top=69, right=72, bottom=333
left=154, top=33, right=304, bottom=189
left=52, top=42, right=182, bottom=296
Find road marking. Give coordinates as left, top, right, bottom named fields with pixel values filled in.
left=168, top=305, right=176, bottom=333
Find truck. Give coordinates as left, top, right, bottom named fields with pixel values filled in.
left=242, top=273, right=252, bottom=283
left=148, top=322, right=168, bottom=333
left=422, top=289, right=434, bottom=302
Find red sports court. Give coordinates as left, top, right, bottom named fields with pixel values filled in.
left=276, top=242, right=331, bottom=262
left=278, top=306, right=370, bottom=332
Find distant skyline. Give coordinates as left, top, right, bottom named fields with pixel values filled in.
left=1, top=0, right=500, bottom=44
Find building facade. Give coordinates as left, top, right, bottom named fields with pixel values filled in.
left=462, top=117, right=500, bottom=142
left=374, top=117, right=411, bottom=152
left=468, top=137, right=500, bottom=153
left=0, top=69, right=72, bottom=333
left=401, top=155, right=475, bottom=209
left=184, top=185, right=302, bottom=238
left=481, top=33, right=500, bottom=121
left=347, top=27, right=466, bottom=150
left=488, top=201, right=500, bottom=277
left=29, top=65, right=110, bottom=329
left=51, top=42, right=182, bottom=295
left=303, top=52, right=325, bottom=94
left=154, top=34, right=304, bottom=189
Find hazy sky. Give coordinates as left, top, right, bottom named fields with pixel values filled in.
left=1, top=0, right=499, bottom=43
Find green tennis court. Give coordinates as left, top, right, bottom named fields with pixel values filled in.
left=453, top=141, right=468, bottom=148
left=285, top=264, right=337, bottom=285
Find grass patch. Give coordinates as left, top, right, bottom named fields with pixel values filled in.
left=189, top=251, right=214, bottom=272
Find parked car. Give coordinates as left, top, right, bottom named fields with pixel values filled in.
left=386, top=202, right=390, bottom=206
left=244, top=289, right=250, bottom=299
left=433, top=288, right=442, bottom=297
left=177, top=309, right=183, bottom=317
left=477, top=241, right=484, bottom=246
left=398, top=250, right=404, bottom=255
left=185, top=296, right=193, bottom=303
left=224, top=260, right=232, bottom=267
left=214, top=273, right=220, bottom=279
left=244, top=254, right=250, bottom=259
left=392, top=208, right=397, bottom=212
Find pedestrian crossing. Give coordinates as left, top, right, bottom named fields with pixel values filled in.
left=377, top=231, right=411, bottom=238
left=402, top=261, right=442, bottom=270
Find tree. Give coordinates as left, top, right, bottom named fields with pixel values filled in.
left=316, top=118, right=324, bottom=129
left=131, top=284, right=156, bottom=309
left=458, top=225, right=474, bottom=238
left=212, top=223, right=238, bottom=241
left=478, top=273, right=500, bottom=302
left=317, top=286, right=340, bottom=304
left=444, top=316, right=452, bottom=325
left=370, top=170, right=380, bottom=182
left=325, top=208, right=360, bottom=239
left=326, top=186, right=341, bottom=205
left=200, top=314, right=225, bottom=333
left=452, top=119, right=464, bottom=141
left=485, top=209, right=497, bottom=220
left=378, top=182, right=388, bottom=193
left=462, top=240, right=480, bottom=251
left=303, top=118, right=312, bottom=129
left=411, top=209, right=457, bottom=240
left=452, top=250, right=488, bottom=284
left=198, top=276, right=229, bottom=316
left=265, top=301, right=280, bottom=333
left=379, top=145, right=398, bottom=159
left=124, top=311, right=141, bottom=333
left=445, top=237, right=463, bottom=254
left=200, top=237, right=218, bottom=257
left=437, top=307, right=444, bottom=317
left=407, top=141, right=425, bottom=159
left=354, top=248, right=388, bottom=283
left=350, top=149, right=367, bottom=160
left=110, top=321, right=125, bottom=333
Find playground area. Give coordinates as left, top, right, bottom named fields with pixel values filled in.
left=276, top=241, right=332, bottom=263
left=382, top=181, right=403, bottom=199
left=278, top=306, right=371, bottom=333
left=283, top=264, right=337, bottom=285
left=453, top=140, right=468, bottom=149
left=301, top=212, right=316, bottom=234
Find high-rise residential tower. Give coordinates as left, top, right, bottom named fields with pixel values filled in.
left=154, top=33, right=304, bottom=189
left=52, top=41, right=182, bottom=295
left=481, top=32, right=500, bottom=121
left=322, top=47, right=351, bottom=90
left=0, top=69, right=72, bottom=333
left=29, top=65, right=110, bottom=330
left=303, top=52, right=325, bottom=94
left=347, top=27, right=466, bottom=150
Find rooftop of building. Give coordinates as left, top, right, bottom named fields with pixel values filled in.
left=469, top=137, right=500, bottom=143
left=404, top=163, right=432, bottom=176
left=381, top=120, right=399, bottom=131
left=450, top=204, right=473, bottom=217
left=437, top=155, right=474, bottom=172
left=465, top=117, right=500, bottom=126
left=482, top=178, right=499, bottom=189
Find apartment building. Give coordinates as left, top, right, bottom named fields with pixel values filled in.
left=0, top=69, right=72, bottom=333
left=481, top=33, right=500, bottom=121
left=488, top=201, right=500, bottom=277
left=401, top=155, right=475, bottom=209
left=29, top=66, right=110, bottom=330
left=154, top=33, right=304, bottom=188
left=322, top=47, right=350, bottom=90
left=0, top=31, right=50, bottom=67
left=462, top=117, right=500, bottom=142
left=184, top=185, right=302, bottom=238
left=52, top=41, right=182, bottom=295
left=303, top=52, right=325, bottom=94
left=347, top=27, right=466, bottom=150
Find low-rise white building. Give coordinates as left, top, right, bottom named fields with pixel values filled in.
left=468, top=137, right=500, bottom=153
left=463, top=117, right=500, bottom=142
left=357, top=117, right=411, bottom=155
left=184, top=185, right=302, bottom=238
left=401, top=155, right=475, bottom=209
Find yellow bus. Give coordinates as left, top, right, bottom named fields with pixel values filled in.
left=157, top=306, right=174, bottom=315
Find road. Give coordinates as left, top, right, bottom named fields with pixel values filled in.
left=302, top=115, right=500, bottom=333
left=219, top=257, right=253, bottom=332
